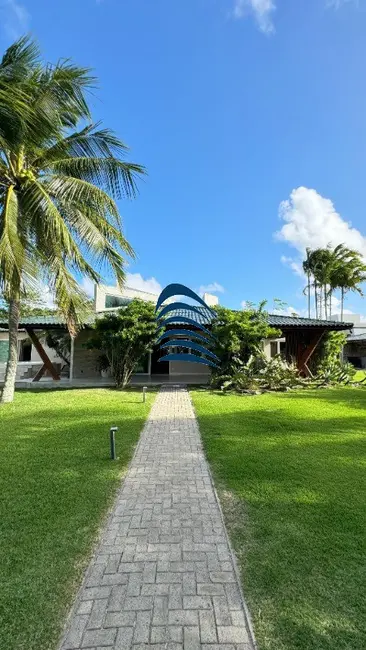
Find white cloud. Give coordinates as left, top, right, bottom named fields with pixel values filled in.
left=125, top=273, right=162, bottom=295
left=79, top=277, right=95, bottom=298
left=280, top=255, right=305, bottom=278
left=0, top=0, right=30, bottom=39
left=232, top=0, right=359, bottom=34
left=326, top=0, right=359, bottom=8
left=272, top=306, right=300, bottom=316
left=233, top=0, right=276, bottom=33
left=276, top=187, right=366, bottom=258
left=198, top=282, right=225, bottom=295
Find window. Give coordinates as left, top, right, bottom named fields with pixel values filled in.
left=19, top=340, right=32, bottom=362
left=270, top=341, right=278, bottom=358
left=0, top=340, right=9, bottom=363
left=105, top=295, right=130, bottom=308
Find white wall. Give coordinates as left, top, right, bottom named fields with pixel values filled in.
left=0, top=331, right=60, bottom=364
left=94, top=284, right=158, bottom=312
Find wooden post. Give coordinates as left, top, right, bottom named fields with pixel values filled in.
left=25, top=327, right=61, bottom=381
left=297, top=330, right=325, bottom=377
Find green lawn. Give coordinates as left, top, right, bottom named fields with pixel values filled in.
left=0, top=387, right=154, bottom=650
left=191, top=388, right=366, bottom=650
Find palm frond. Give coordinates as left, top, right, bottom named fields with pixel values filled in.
left=33, top=124, right=144, bottom=166
left=50, top=157, right=144, bottom=199
left=45, top=175, right=120, bottom=220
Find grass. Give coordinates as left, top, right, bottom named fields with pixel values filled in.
left=191, top=387, right=366, bottom=650
left=0, top=387, right=155, bottom=650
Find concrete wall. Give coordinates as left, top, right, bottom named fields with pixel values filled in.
left=169, top=360, right=211, bottom=376
left=94, top=284, right=158, bottom=312
left=72, top=330, right=101, bottom=379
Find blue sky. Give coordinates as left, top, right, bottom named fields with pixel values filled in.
left=1, top=0, right=366, bottom=316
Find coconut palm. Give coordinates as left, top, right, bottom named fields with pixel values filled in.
left=303, top=247, right=333, bottom=319
left=330, top=248, right=366, bottom=320
left=0, top=37, right=145, bottom=403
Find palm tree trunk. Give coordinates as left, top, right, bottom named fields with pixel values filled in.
left=324, top=285, right=328, bottom=320
left=314, top=281, right=318, bottom=319
left=341, top=287, right=344, bottom=321
left=1, top=299, right=20, bottom=404
left=307, top=250, right=311, bottom=318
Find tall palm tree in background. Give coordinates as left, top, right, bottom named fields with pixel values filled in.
left=303, top=244, right=366, bottom=321
left=330, top=247, right=366, bottom=320
left=0, top=37, right=145, bottom=403
left=303, top=248, right=332, bottom=319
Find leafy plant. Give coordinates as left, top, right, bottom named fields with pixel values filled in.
left=86, top=299, right=159, bottom=388
left=211, top=303, right=280, bottom=376
left=216, top=353, right=308, bottom=393
left=314, top=331, right=356, bottom=383
left=44, top=330, right=71, bottom=368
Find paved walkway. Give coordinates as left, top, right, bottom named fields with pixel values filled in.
left=60, top=386, right=255, bottom=650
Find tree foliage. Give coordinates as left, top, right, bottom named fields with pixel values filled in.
left=0, top=36, right=144, bottom=402
left=211, top=303, right=280, bottom=376
left=316, top=331, right=356, bottom=383
left=86, top=300, right=159, bottom=388
left=44, top=330, right=71, bottom=367
left=303, top=245, right=366, bottom=320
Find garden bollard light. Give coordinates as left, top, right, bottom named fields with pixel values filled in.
left=110, top=426, right=118, bottom=460
left=143, top=386, right=147, bottom=403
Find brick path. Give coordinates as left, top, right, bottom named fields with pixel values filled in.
left=59, top=386, right=255, bottom=650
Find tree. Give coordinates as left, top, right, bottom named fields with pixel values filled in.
left=0, top=37, right=145, bottom=403
left=303, top=244, right=366, bottom=321
left=330, top=253, right=366, bottom=320
left=44, top=330, right=71, bottom=368
left=86, top=300, right=159, bottom=388
left=211, top=303, right=280, bottom=375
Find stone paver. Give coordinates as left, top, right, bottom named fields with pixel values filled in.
left=59, top=386, right=255, bottom=650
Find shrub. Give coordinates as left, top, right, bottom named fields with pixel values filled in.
left=86, top=299, right=159, bottom=387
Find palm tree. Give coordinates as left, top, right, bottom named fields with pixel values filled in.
left=303, top=247, right=333, bottom=319
left=330, top=248, right=366, bottom=320
left=0, top=37, right=145, bottom=403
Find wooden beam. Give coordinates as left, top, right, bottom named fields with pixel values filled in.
left=24, top=327, right=61, bottom=381
left=297, top=330, right=325, bottom=377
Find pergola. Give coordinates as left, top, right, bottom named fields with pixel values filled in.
left=0, top=316, right=75, bottom=382
left=267, top=315, right=353, bottom=377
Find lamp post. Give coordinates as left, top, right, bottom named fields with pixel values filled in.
left=110, top=426, right=118, bottom=460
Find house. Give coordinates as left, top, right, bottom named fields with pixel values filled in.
left=332, top=314, right=366, bottom=368
left=0, top=284, right=353, bottom=385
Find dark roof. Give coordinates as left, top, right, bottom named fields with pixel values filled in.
left=267, top=314, right=353, bottom=329
left=0, top=315, right=94, bottom=330
left=165, top=307, right=214, bottom=325
left=0, top=309, right=353, bottom=331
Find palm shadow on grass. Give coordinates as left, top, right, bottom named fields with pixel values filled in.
left=192, top=389, right=366, bottom=650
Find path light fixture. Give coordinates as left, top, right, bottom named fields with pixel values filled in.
left=109, top=426, right=118, bottom=460
left=143, top=386, right=147, bottom=403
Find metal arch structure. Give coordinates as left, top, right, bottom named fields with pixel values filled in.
left=155, top=283, right=220, bottom=369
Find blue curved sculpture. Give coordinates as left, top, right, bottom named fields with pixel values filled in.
left=159, top=353, right=219, bottom=369
left=155, top=283, right=220, bottom=370
left=157, top=329, right=211, bottom=346
left=160, top=339, right=220, bottom=362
